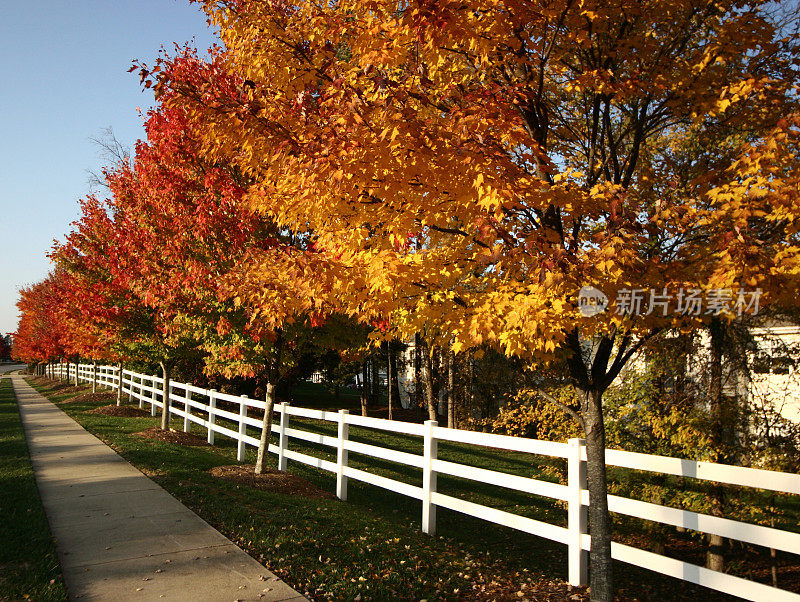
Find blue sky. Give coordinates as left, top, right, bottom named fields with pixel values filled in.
left=0, top=0, right=219, bottom=336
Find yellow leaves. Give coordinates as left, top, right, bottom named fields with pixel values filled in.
left=163, top=0, right=800, bottom=372
left=378, top=125, right=401, bottom=143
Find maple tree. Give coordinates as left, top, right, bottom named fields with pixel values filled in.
left=14, top=272, right=69, bottom=367
left=139, top=1, right=800, bottom=597
left=51, top=88, right=351, bottom=468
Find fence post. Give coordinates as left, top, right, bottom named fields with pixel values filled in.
left=237, top=395, right=248, bottom=462
left=150, top=375, right=157, bottom=417
left=207, top=390, right=217, bottom=445
left=568, top=438, right=588, bottom=587
left=337, top=409, right=350, bottom=501
left=277, top=402, right=289, bottom=471
left=136, top=374, right=143, bottom=408
left=422, top=419, right=438, bottom=535
left=184, top=384, right=192, bottom=433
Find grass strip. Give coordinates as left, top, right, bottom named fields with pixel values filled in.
left=0, top=377, right=68, bottom=601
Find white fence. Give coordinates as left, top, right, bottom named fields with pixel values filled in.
left=49, top=362, right=800, bottom=601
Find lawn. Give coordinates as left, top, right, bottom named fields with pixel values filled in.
left=0, top=377, right=68, bottom=601
left=28, top=375, right=782, bottom=601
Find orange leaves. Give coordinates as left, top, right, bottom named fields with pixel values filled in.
left=116, top=0, right=798, bottom=368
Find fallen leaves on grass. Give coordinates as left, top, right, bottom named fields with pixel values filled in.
left=133, top=426, right=210, bottom=447
left=209, top=464, right=336, bottom=500
left=87, top=404, right=150, bottom=417
left=58, top=391, right=116, bottom=404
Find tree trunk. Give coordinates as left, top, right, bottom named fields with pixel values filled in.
left=582, top=387, right=613, bottom=602
left=423, top=340, right=437, bottom=421
left=360, top=361, right=369, bottom=416
left=386, top=343, right=393, bottom=420
left=389, top=343, right=401, bottom=411
left=92, top=361, right=98, bottom=393
left=414, top=333, right=421, bottom=408
left=159, top=361, right=171, bottom=431
left=74, top=358, right=79, bottom=387
left=116, top=362, right=123, bottom=406
left=255, top=380, right=276, bottom=474
left=770, top=505, right=779, bottom=587
left=467, top=349, right=475, bottom=420
left=371, top=353, right=380, bottom=405
left=436, top=347, right=446, bottom=416
left=447, top=349, right=455, bottom=428
left=706, top=318, right=726, bottom=572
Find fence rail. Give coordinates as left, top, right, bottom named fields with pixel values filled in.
left=48, top=362, right=800, bottom=601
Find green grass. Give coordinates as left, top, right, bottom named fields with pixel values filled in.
left=285, top=381, right=364, bottom=409
left=0, top=378, right=68, bottom=601
left=27, top=376, right=760, bottom=601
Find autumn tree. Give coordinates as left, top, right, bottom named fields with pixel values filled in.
left=142, top=1, right=800, bottom=597
left=14, top=272, right=69, bottom=367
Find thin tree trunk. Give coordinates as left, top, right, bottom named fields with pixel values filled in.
left=360, top=361, right=369, bottom=417
left=447, top=348, right=455, bottom=429
left=770, top=508, right=779, bottom=588
left=414, top=333, right=421, bottom=408
left=116, top=362, right=123, bottom=406
left=371, top=353, right=380, bottom=405
left=467, top=349, right=475, bottom=419
left=707, top=318, right=726, bottom=572
left=582, top=387, right=613, bottom=601
left=255, top=381, right=276, bottom=474
left=74, top=358, right=79, bottom=387
left=159, top=361, right=171, bottom=431
left=435, top=347, right=446, bottom=416
left=389, top=343, right=401, bottom=411
left=423, top=340, right=437, bottom=421
left=92, top=361, right=98, bottom=393
left=256, top=341, right=282, bottom=473
left=386, top=343, right=393, bottom=420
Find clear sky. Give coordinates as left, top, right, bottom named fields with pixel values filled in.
left=0, top=0, right=219, bottom=336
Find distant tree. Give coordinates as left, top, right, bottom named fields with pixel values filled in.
left=0, top=335, right=13, bottom=361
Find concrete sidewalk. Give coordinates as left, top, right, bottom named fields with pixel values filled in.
left=10, top=374, right=306, bottom=602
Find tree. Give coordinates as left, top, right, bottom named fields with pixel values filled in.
left=14, top=277, right=62, bottom=366
left=0, top=335, right=12, bottom=362
left=14, top=270, right=84, bottom=369
left=143, top=2, right=800, bottom=598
